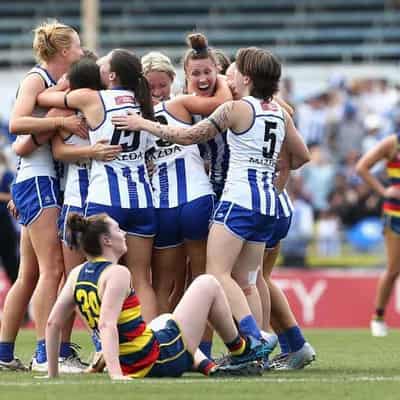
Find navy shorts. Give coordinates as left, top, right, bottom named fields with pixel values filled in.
left=85, top=202, right=157, bottom=237
left=58, top=204, right=85, bottom=245
left=12, top=176, right=60, bottom=226
left=212, top=201, right=277, bottom=243
left=383, top=214, right=400, bottom=235
left=154, top=194, right=215, bottom=248
left=266, top=215, right=292, bottom=249
left=148, top=315, right=193, bottom=377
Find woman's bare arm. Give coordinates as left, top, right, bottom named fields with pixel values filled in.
left=112, top=101, right=238, bottom=145
left=282, top=109, right=310, bottom=170
left=175, top=75, right=233, bottom=116
left=356, top=135, right=396, bottom=197
left=99, top=266, right=132, bottom=380
left=45, top=268, right=78, bottom=378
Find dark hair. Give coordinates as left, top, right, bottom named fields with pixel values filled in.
left=67, top=213, right=110, bottom=257
left=235, top=47, right=281, bottom=101
left=183, top=33, right=217, bottom=72
left=213, top=49, right=231, bottom=75
left=110, top=49, right=154, bottom=121
left=68, top=58, right=105, bottom=90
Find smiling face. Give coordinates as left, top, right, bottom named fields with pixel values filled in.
left=145, top=70, right=173, bottom=104
left=185, top=58, right=218, bottom=97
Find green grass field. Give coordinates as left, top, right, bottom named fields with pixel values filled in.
left=1, top=329, right=400, bottom=400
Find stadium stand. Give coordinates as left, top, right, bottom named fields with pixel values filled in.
left=0, top=0, right=399, bottom=66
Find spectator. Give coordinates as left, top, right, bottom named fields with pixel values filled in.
left=0, top=150, right=18, bottom=284
left=315, top=209, right=341, bottom=256
left=301, top=144, right=336, bottom=213
left=327, top=101, right=364, bottom=163
left=281, top=176, right=314, bottom=267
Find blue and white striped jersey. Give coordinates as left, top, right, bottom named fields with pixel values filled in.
left=15, top=66, right=57, bottom=183
left=149, top=103, right=214, bottom=208
left=193, top=113, right=230, bottom=196
left=278, top=189, right=294, bottom=218
left=86, top=89, right=153, bottom=209
left=221, top=96, right=286, bottom=215
left=62, top=134, right=90, bottom=208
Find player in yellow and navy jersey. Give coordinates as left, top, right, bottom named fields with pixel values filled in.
left=357, top=131, right=400, bottom=337
left=44, top=213, right=267, bottom=379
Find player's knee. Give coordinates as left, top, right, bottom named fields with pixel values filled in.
left=206, top=264, right=230, bottom=279
left=233, top=268, right=259, bottom=290
left=194, top=274, right=220, bottom=293
left=241, top=284, right=258, bottom=297
left=386, top=268, right=400, bottom=282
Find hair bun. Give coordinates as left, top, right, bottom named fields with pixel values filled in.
left=187, top=33, right=208, bottom=54
left=67, top=213, right=89, bottom=233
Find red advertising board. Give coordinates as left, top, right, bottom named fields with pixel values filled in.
left=271, top=268, right=397, bottom=328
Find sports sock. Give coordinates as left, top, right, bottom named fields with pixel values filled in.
left=278, top=333, right=290, bottom=354
left=60, top=342, right=73, bottom=358
left=36, top=339, right=47, bottom=363
left=197, top=358, right=217, bottom=376
left=0, top=342, right=14, bottom=362
left=91, top=332, right=102, bottom=352
left=374, top=308, right=385, bottom=320
left=284, top=326, right=305, bottom=353
left=225, top=335, right=246, bottom=356
left=238, top=315, right=262, bottom=340
left=199, top=341, right=212, bottom=359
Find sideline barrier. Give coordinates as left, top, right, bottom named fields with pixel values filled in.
left=271, top=268, right=398, bottom=328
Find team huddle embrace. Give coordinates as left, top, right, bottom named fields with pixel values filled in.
left=0, top=20, right=315, bottom=379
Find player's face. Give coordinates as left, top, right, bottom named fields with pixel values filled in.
left=233, top=67, right=248, bottom=98
left=64, top=32, right=83, bottom=65
left=226, top=63, right=240, bottom=100
left=145, top=71, right=173, bottom=104
left=97, top=54, right=112, bottom=88
left=106, top=217, right=127, bottom=256
left=186, top=58, right=217, bottom=98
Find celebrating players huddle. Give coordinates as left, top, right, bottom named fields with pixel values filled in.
left=0, top=20, right=315, bottom=379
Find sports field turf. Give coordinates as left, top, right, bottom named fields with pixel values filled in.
left=0, top=329, right=399, bottom=400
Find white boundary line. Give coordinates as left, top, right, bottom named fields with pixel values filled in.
left=2, top=376, right=400, bottom=386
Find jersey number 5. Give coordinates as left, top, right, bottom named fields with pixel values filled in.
left=263, top=121, right=277, bottom=158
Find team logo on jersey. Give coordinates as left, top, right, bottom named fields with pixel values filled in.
left=115, top=95, right=135, bottom=105
left=261, top=100, right=279, bottom=111
left=149, top=145, right=182, bottom=160
left=249, top=156, right=275, bottom=167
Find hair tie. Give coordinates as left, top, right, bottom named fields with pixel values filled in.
left=192, top=46, right=208, bottom=56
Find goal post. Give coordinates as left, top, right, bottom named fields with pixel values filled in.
left=81, top=0, right=99, bottom=53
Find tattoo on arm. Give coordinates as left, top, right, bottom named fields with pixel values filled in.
left=154, top=118, right=218, bottom=145
left=152, top=102, right=234, bottom=145
left=209, top=101, right=234, bottom=133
